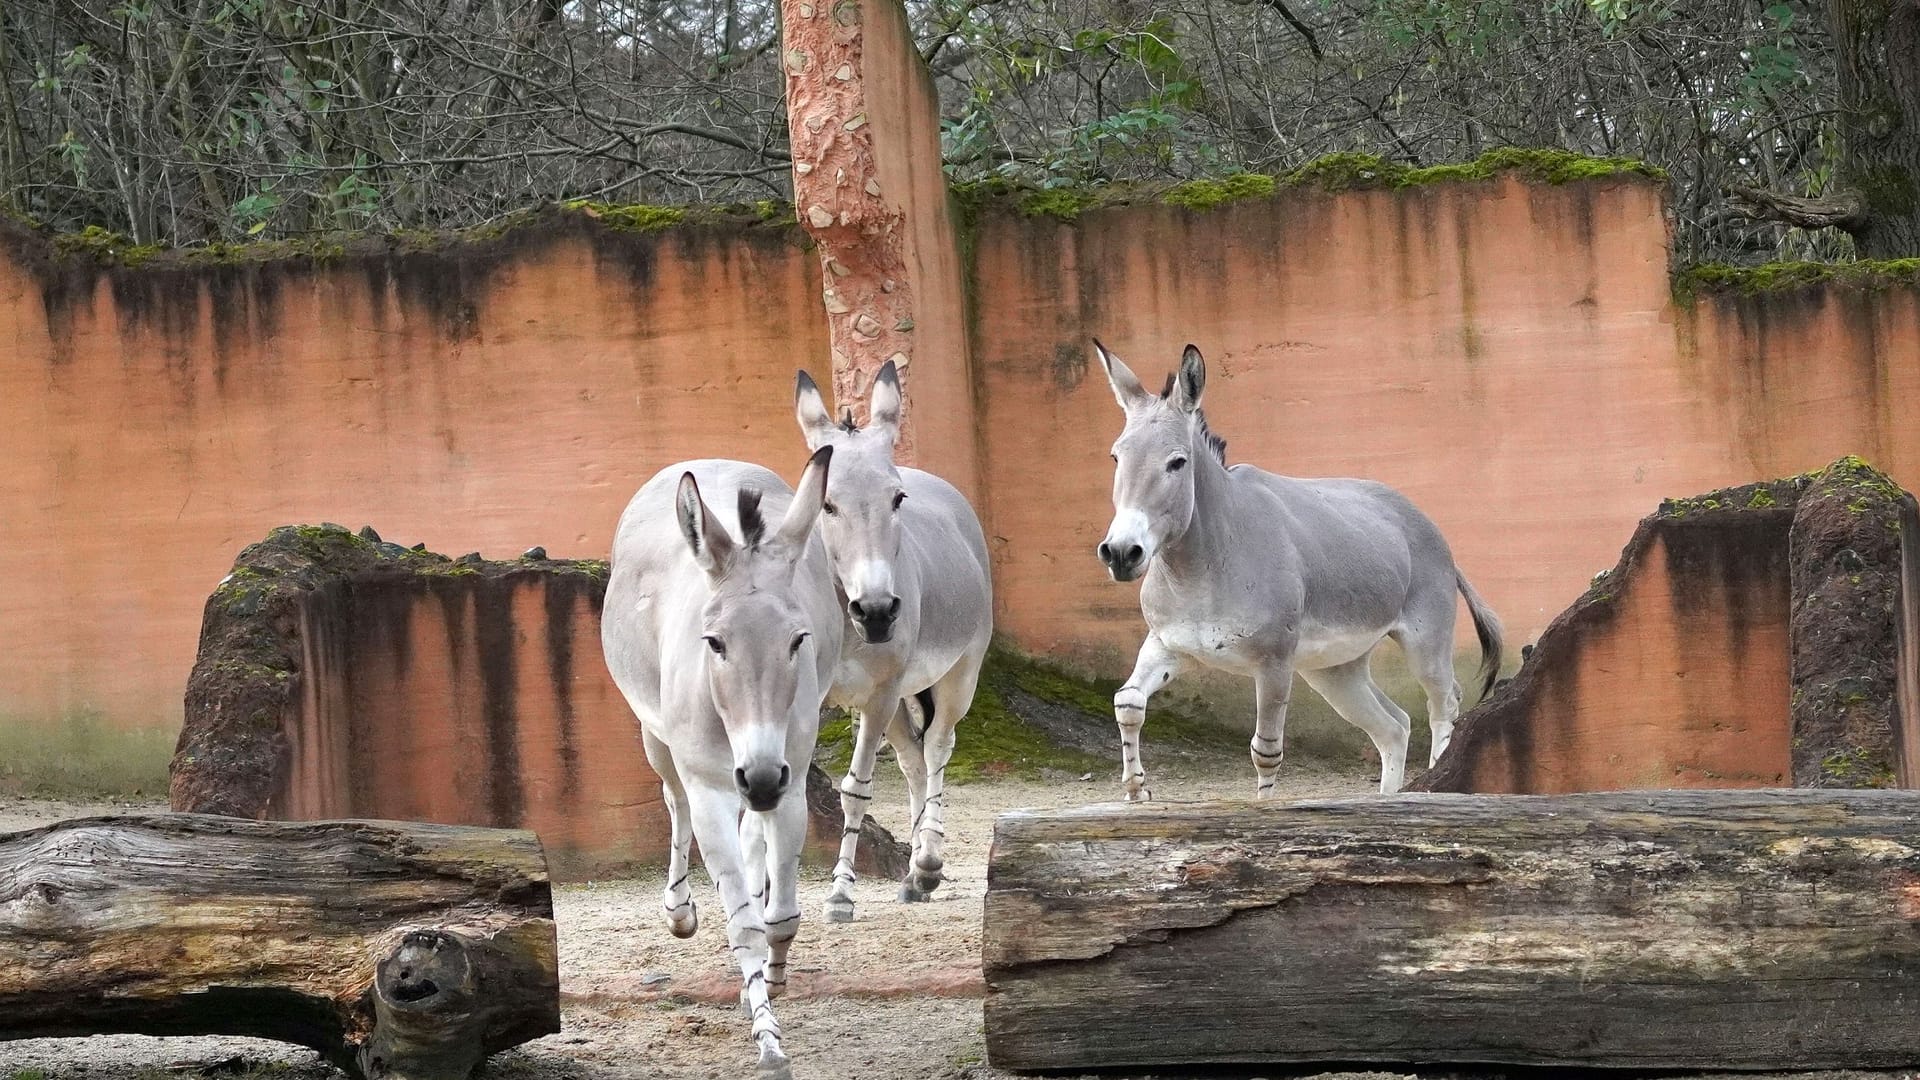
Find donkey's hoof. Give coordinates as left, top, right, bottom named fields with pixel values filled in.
left=666, top=903, right=698, bottom=939
left=1123, top=786, right=1153, bottom=803
left=823, top=895, right=855, bottom=923
left=898, top=881, right=933, bottom=903
left=756, top=1045, right=792, bottom=1080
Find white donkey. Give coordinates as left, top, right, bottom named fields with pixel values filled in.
left=793, top=361, right=993, bottom=921
left=601, top=449, right=841, bottom=1080
left=1093, top=341, right=1502, bottom=796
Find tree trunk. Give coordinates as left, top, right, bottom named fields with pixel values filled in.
left=984, top=790, right=1920, bottom=1073
left=1830, top=0, right=1920, bottom=257
left=0, top=813, right=561, bottom=1080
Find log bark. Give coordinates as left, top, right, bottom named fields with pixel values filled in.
left=984, top=790, right=1920, bottom=1073
left=0, top=813, right=560, bottom=1080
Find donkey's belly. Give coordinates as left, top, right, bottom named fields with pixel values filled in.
left=1292, top=620, right=1389, bottom=671
left=1156, top=621, right=1266, bottom=677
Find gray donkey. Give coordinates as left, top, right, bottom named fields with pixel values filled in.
left=1093, top=341, right=1502, bottom=796
left=601, top=450, right=841, bottom=1080
left=794, top=361, right=993, bottom=921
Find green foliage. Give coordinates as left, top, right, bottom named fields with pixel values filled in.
left=1163, top=173, right=1277, bottom=210
left=565, top=200, right=687, bottom=233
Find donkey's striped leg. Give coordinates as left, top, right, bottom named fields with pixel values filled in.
left=1114, top=635, right=1182, bottom=803
left=900, top=658, right=984, bottom=901
left=884, top=702, right=930, bottom=883
left=687, top=785, right=790, bottom=1080
left=642, top=731, right=699, bottom=938
left=757, top=781, right=809, bottom=999
left=824, top=703, right=893, bottom=924
left=1250, top=660, right=1297, bottom=798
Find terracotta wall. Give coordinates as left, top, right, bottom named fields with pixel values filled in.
left=6, top=178, right=1920, bottom=746
left=0, top=219, right=828, bottom=736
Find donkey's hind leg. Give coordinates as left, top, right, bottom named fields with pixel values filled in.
left=900, top=652, right=986, bottom=902
left=1300, top=656, right=1411, bottom=793
left=641, top=730, right=699, bottom=938
left=1394, top=608, right=1464, bottom=767
left=1114, top=635, right=1184, bottom=802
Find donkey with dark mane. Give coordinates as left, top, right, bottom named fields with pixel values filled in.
left=794, top=360, right=993, bottom=921
left=1093, top=341, right=1503, bottom=796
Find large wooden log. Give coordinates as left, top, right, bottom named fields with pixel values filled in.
left=0, top=813, right=560, bottom=1080
left=984, top=790, right=1920, bottom=1073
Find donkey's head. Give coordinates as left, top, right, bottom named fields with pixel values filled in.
left=793, top=361, right=908, bottom=644
left=675, top=446, right=833, bottom=811
left=1094, top=340, right=1222, bottom=582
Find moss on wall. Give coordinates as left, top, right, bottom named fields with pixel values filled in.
left=952, top=147, right=1668, bottom=225
left=1673, top=259, right=1920, bottom=303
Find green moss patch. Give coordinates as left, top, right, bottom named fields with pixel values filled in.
left=954, top=148, right=1667, bottom=225
left=0, top=710, right=176, bottom=798
left=1672, top=258, right=1920, bottom=303
left=814, top=646, right=1231, bottom=783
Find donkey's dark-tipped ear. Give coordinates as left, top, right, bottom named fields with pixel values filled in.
left=795, top=369, right=835, bottom=448
left=1173, top=344, right=1206, bottom=412
left=869, top=359, right=903, bottom=441
left=1094, top=339, right=1150, bottom=411
left=775, top=444, right=834, bottom=551
left=676, top=472, right=736, bottom=578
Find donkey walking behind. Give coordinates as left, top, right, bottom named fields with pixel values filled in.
left=794, top=360, right=994, bottom=922
left=1093, top=341, right=1503, bottom=797
left=601, top=450, right=842, bottom=1080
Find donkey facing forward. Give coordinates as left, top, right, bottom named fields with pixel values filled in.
left=1093, top=341, right=1503, bottom=797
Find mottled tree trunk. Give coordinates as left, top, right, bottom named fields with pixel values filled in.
left=985, top=790, right=1920, bottom=1073
left=0, top=814, right=560, bottom=1080
left=1832, top=0, right=1920, bottom=257
left=779, top=0, right=917, bottom=452
left=1735, top=0, right=1920, bottom=256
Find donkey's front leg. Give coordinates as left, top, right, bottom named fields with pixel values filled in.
left=1251, top=660, right=1297, bottom=798
left=900, top=662, right=980, bottom=901
left=824, top=698, right=896, bottom=924
left=686, top=786, right=790, bottom=1080
left=758, top=783, right=808, bottom=999
left=1114, top=636, right=1182, bottom=802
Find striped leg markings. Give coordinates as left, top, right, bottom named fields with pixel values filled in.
left=1116, top=636, right=1179, bottom=804
left=826, top=704, right=892, bottom=924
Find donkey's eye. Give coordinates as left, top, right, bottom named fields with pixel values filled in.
left=822, top=500, right=838, bottom=516
left=703, top=635, right=726, bottom=658
left=1167, top=457, right=1189, bottom=472
left=789, top=631, right=810, bottom=657
left=892, top=491, right=907, bottom=510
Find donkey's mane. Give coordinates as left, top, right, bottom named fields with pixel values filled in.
left=1158, top=373, right=1228, bottom=466
left=737, top=487, right=767, bottom=547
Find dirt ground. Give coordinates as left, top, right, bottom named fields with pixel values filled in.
left=0, top=759, right=1380, bottom=1080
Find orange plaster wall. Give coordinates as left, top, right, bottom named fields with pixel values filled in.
left=0, top=225, right=827, bottom=734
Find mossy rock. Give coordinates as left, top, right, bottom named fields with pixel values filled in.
left=1672, top=258, right=1920, bottom=303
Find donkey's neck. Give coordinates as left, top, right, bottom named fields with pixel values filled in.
left=1155, top=440, right=1237, bottom=579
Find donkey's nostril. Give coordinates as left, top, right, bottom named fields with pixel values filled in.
left=778, top=765, right=791, bottom=789
left=885, top=597, right=901, bottom=618
left=1125, top=545, right=1144, bottom=564
left=1097, top=542, right=1113, bottom=563
left=734, top=767, right=749, bottom=791
left=848, top=599, right=865, bottom=620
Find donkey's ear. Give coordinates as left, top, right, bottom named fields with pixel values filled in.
left=795, top=369, right=835, bottom=449
left=1094, top=339, right=1150, bottom=411
left=869, top=360, right=903, bottom=443
left=1172, top=344, right=1206, bottom=413
left=676, top=472, right=736, bottom=578
left=775, top=445, right=834, bottom=551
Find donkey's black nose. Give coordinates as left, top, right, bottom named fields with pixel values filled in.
left=735, top=764, right=790, bottom=811
left=1098, top=541, right=1145, bottom=579
left=849, top=596, right=901, bottom=644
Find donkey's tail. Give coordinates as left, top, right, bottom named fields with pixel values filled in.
left=1457, top=571, right=1505, bottom=702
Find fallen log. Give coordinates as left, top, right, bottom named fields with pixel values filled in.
left=984, top=789, right=1920, bottom=1073
left=0, top=813, right=560, bottom=1080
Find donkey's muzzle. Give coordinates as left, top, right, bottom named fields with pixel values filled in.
left=848, top=595, right=901, bottom=644
left=735, top=763, right=791, bottom=812
left=1098, top=541, right=1146, bottom=581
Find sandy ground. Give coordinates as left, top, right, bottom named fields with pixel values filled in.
left=0, top=760, right=1387, bottom=1080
